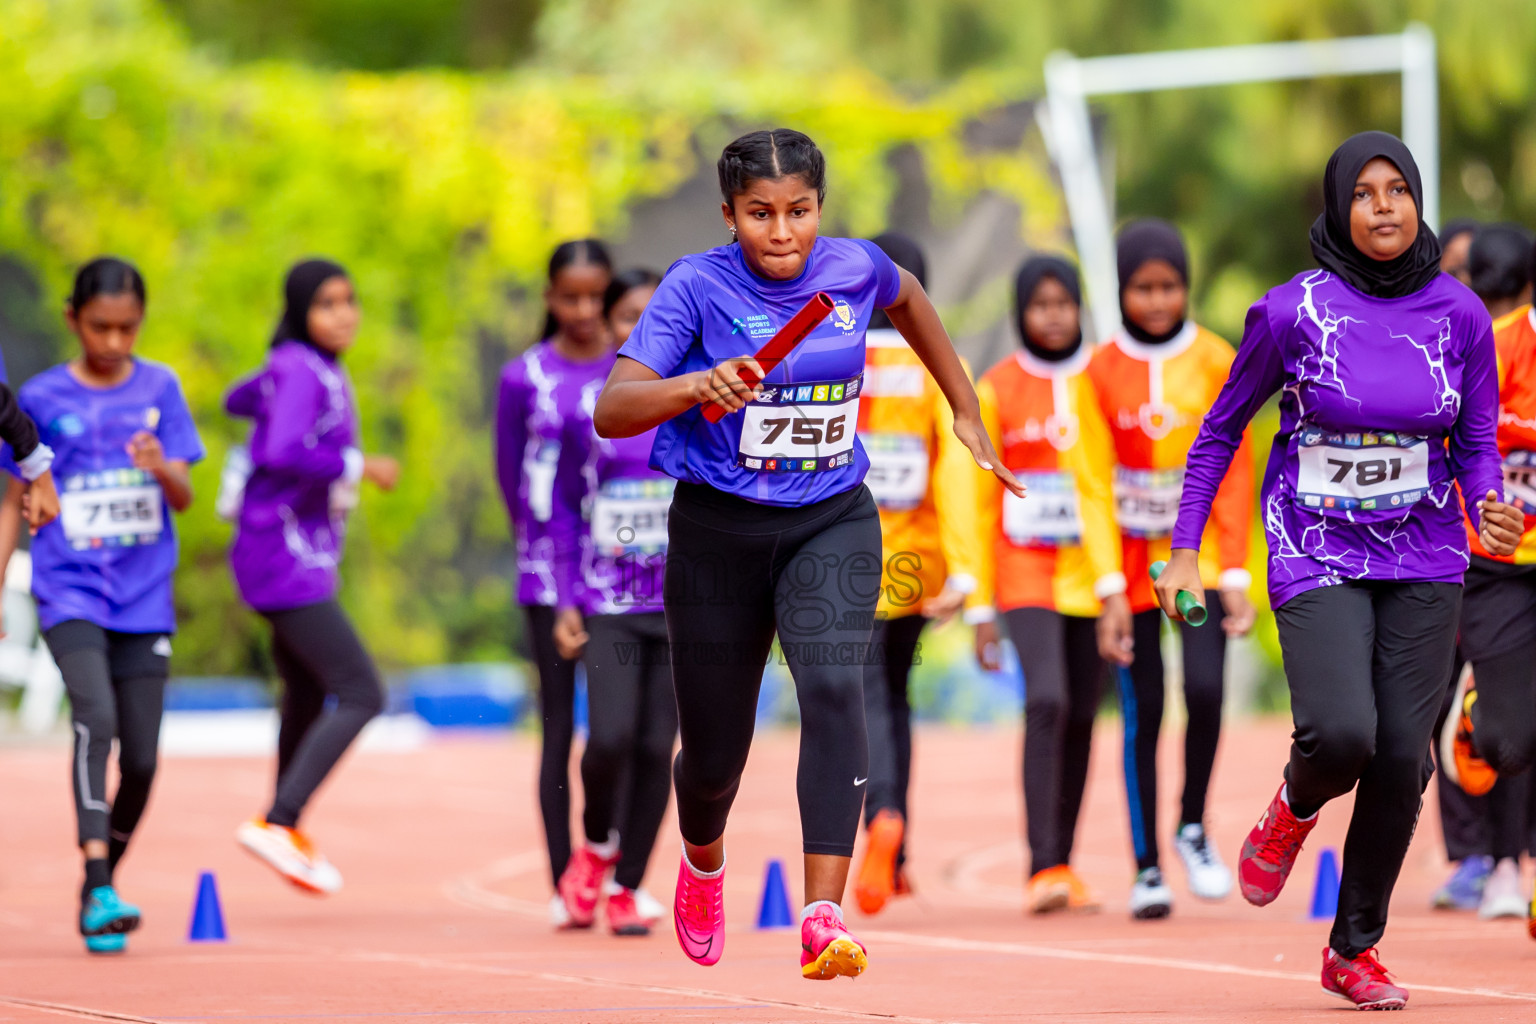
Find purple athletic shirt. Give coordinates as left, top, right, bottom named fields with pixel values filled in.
left=1173, top=270, right=1501, bottom=608
left=23, top=359, right=205, bottom=632
left=226, top=340, right=359, bottom=614
left=494, top=344, right=615, bottom=608
left=617, top=237, right=902, bottom=507
left=565, top=394, right=670, bottom=616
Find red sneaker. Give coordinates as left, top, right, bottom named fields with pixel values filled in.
left=1239, top=783, right=1318, bottom=907
left=800, top=904, right=867, bottom=980
left=1321, top=947, right=1407, bottom=1010
left=605, top=887, right=650, bottom=937
left=557, top=843, right=619, bottom=928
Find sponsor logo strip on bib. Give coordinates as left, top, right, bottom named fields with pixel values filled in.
left=1295, top=430, right=1430, bottom=512
left=738, top=374, right=861, bottom=473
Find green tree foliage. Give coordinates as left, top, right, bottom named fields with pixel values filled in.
left=0, top=0, right=1058, bottom=673
left=160, top=0, right=545, bottom=70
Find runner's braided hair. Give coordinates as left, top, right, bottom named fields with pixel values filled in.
left=717, top=129, right=827, bottom=205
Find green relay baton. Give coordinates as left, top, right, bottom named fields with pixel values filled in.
left=1148, top=560, right=1208, bottom=627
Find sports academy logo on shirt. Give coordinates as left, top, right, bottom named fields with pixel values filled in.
left=832, top=299, right=858, bottom=333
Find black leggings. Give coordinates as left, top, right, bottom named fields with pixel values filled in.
left=524, top=603, right=577, bottom=888
left=580, top=612, right=677, bottom=891
left=264, top=601, right=385, bottom=829
left=1276, top=580, right=1459, bottom=958
left=1003, top=608, right=1104, bottom=877
left=861, top=613, right=928, bottom=865
left=665, top=482, right=881, bottom=858
left=48, top=621, right=168, bottom=861
left=1120, top=594, right=1226, bottom=871
left=1456, top=559, right=1536, bottom=861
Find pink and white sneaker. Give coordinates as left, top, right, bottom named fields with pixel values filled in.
left=800, top=903, right=868, bottom=980
left=557, top=842, right=620, bottom=928
left=673, top=851, right=725, bottom=966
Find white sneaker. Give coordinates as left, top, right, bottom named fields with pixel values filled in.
left=1479, top=858, right=1527, bottom=919
left=1173, top=823, right=1233, bottom=900
left=1130, top=867, right=1172, bottom=920
left=236, top=819, right=343, bottom=896
left=604, top=881, right=665, bottom=925
left=548, top=893, right=572, bottom=928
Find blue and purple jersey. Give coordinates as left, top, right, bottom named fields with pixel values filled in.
left=23, top=359, right=204, bottom=632
left=1174, top=270, right=1501, bottom=607
left=617, top=237, right=902, bottom=507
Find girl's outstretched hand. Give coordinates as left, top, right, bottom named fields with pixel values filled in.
left=953, top=413, right=1025, bottom=498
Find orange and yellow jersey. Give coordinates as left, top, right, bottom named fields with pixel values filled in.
left=1087, top=323, right=1254, bottom=612
left=976, top=345, right=1121, bottom=618
left=856, top=329, right=984, bottom=619
left=1467, top=305, right=1536, bottom=563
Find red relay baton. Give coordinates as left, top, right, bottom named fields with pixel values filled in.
left=701, top=291, right=835, bottom=423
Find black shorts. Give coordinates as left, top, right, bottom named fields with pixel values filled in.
left=1458, top=557, right=1536, bottom=661
left=44, top=619, right=172, bottom=680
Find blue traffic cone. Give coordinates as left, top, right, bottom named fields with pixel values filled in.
left=188, top=871, right=227, bottom=942
left=1308, top=847, right=1341, bottom=921
left=756, top=859, right=795, bottom=930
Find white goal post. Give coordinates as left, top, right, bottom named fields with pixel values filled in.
left=1042, top=25, right=1438, bottom=342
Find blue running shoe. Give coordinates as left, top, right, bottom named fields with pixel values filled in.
left=84, top=933, right=127, bottom=955
left=80, top=886, right=141, bottom=936
left=1431, top=856, right=1492, bottom=911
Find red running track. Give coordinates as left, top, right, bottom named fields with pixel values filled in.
left=0, top=718, right=1531, bottom=1022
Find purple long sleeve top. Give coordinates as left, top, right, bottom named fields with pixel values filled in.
left=493, top=344, right=615, bottom=608
left=1173, top=270, right=1502, bottom=608
left=564, top=395, right=671, bottom=616
left=227, top=340, right=359, bottom=613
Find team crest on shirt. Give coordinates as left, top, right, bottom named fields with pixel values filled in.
left=1136, top=401, right=1184, bottom=440
left=833, top=300, right=857, bottom=333
left=1044, top=413, right=1079, bottom=451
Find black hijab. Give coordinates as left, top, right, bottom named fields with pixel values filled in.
left=1014, top=255, right=1083, bottom=362
left=1117, top=219, right=1189, bottom=344
left=1308, top=131, right=1442, bottom=299
left=1468, top=222, right=1536, bottom=304
left=272, top=258, right=349, bottom=348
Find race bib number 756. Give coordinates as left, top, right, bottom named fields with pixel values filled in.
left=60, top=470, right=165, bottom=548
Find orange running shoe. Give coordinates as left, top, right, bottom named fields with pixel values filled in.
left=1061, top=866, right=1102, bottom=913
left=236, top=819, right=342, bottom=895
left=1026, top=866, right=1071, bottom=914
left=854, top=810, right=903, bottom=915
left=1440, top=665, right=1497, bottom=796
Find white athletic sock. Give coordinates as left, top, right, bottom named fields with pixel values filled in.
left=587, top=830, right=620, bottom=860
left=681, top=843, right=724, bottom=880
left=1282, top=784, right=1319, bottom=822
left=801, top=899, right=842, bottom=925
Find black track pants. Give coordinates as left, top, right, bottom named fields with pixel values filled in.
left=524, top=602, right=578, bottom=888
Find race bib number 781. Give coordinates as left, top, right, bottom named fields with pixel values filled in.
left=1295, top=430, right=1430, bottom=513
